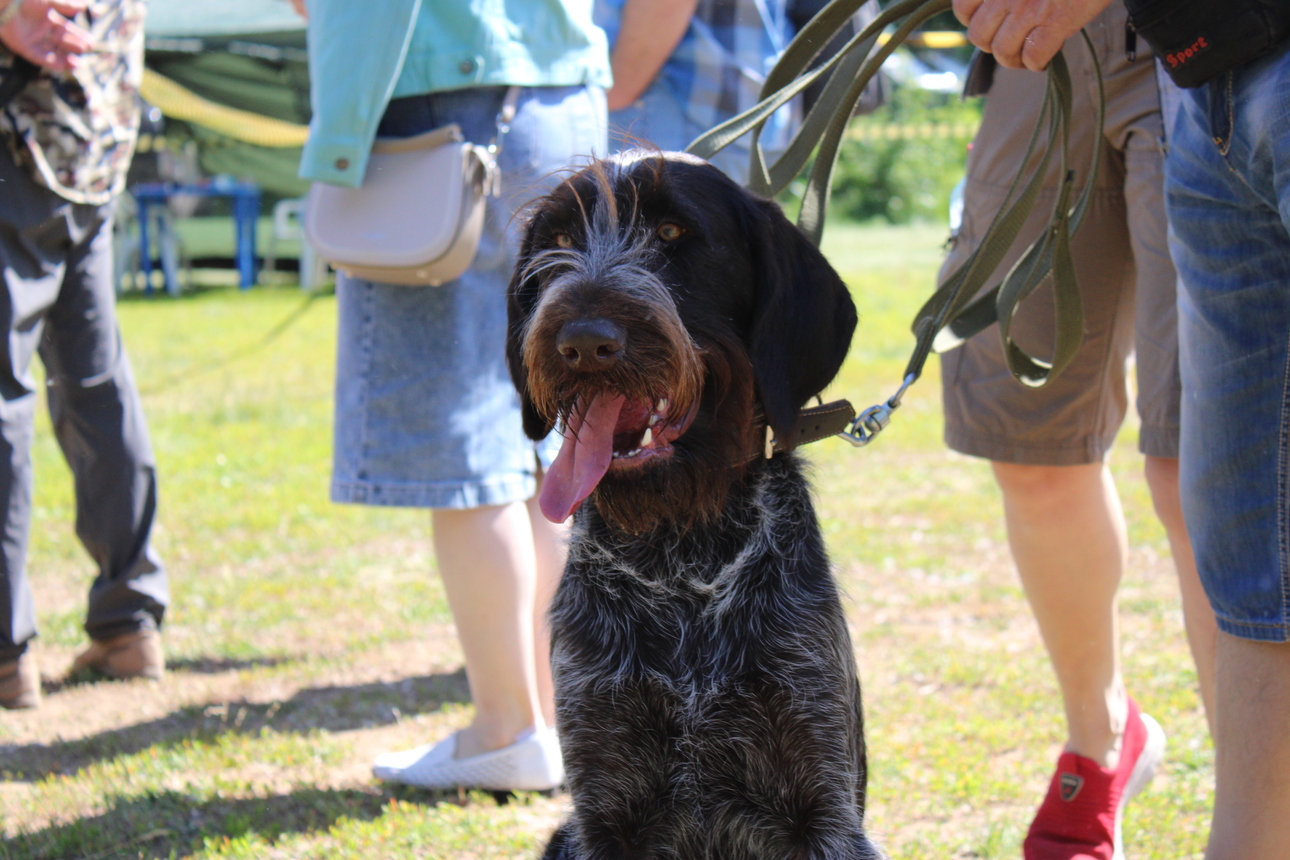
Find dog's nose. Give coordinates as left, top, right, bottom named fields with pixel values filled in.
left=557, top=318, right=626, bottom=371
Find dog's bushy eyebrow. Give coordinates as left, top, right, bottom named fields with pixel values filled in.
left=518, top=192, right=661, bottom=292
left=515, top=247, right=582, bottom=291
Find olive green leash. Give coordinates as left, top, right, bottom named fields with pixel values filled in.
left=686, top=0, right=1105, bottom=448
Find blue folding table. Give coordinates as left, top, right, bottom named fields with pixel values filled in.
left=132, top=180, right=261, bottom=292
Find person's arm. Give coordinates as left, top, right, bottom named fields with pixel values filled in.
left=952, top=0, right=1113, bottom=71
left=606, top=0, right=699, bottom=111
left=0, top=0, right=92, bottom=73
left=298, top=0, right=422, bottom=187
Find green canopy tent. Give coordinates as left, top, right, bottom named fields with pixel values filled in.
left=142, top=0, right=311, bottom=198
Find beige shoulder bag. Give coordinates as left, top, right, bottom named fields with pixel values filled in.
left=305, top=88, right=519, bottom=286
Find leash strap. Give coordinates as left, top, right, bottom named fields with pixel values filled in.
left=687, top=0, right=1104, bottom=448
left=916, top=38, right=1103, bottom=390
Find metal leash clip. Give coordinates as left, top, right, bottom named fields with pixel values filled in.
left=838, top=373, right=917, bottom=448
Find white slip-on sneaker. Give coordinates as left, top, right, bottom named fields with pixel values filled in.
left=372, top=726, right=564, bottom=791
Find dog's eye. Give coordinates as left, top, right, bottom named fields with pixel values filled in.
left=656, top=223, right=686, bottom=242
left=554, top=233, right=574, bottom=249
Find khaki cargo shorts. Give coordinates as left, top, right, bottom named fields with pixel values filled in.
left=939, top=2, right=1180, bottom=465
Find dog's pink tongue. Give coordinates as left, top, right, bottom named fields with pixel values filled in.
left=540, top=392, right=625, bottom=523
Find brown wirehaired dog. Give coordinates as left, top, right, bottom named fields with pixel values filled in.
left=507, top=151, right=880, bottom=859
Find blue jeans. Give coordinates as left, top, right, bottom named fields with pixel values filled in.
left=331, top=85, right=606, bottom=510
left=1166, top=40, right=1290, bottom=642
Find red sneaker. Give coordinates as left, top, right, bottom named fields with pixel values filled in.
left=1023, top=698, right=1166, bottom=860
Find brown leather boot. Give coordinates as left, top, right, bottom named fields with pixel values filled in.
left=0, top=650, right=42, bottom=709
left=70, top=628, right=165, bottom=680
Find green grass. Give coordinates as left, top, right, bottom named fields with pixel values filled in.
left=0, top=221, right=1212, bottom=859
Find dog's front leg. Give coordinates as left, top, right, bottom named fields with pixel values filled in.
left=555, top=672, right=695, bottom=858
left=541, top=823, right=579, bottom=860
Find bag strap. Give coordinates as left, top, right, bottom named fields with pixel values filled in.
left=368, top=87, right=521, bottom=196
left=488, top=86, right=521, bottom=156
left=371, top=124, right=464, bottom=155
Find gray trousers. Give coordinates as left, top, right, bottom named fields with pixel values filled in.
left=0, top=145, right=166, bottom=661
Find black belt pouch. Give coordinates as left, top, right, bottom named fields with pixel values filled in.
left=1127, top=0, right=1290, bottom=87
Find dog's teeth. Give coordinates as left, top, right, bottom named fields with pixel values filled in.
left=648, top=413, right=660, bottom=427
left=640, top=427, right=653, bottom=447
left=656, top=398, right=668, bottom=412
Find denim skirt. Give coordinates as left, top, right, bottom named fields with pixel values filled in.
left=331, top=85, right=606, bottom=510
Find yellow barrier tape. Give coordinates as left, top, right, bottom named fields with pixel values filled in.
left=847, top=121, right=979, bottom=141
left=139, top=68, right=310, bottom=148
left=878, top=30, right=969, bottom=49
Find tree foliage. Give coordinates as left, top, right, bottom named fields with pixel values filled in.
left=825, top=85, right=981, bottom=224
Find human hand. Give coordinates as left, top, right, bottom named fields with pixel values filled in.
left=606, top=0, right=699, bottom=112
left=952, top=0, right=1113, bottom=71
left=0, top=0, right=93, bottom=73
left=289, top=0, right=306, bottom=21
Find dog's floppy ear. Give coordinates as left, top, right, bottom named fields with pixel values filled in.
left=506, top=218, right=555, bottom=441
left=745, top=198, right=857, bottom=448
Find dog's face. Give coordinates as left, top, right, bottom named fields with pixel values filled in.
left=507, top=152, right=856, bottom=533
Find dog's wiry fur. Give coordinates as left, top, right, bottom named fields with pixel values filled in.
left=507, top=151, right=878, bottom=859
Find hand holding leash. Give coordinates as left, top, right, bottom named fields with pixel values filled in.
left=953, top=0, right=1114, bottom=71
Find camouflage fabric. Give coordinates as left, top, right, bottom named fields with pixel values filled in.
left=0, top=0, right=144, bottom=205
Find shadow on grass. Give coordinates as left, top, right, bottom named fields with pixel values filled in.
left=44, top=656, right=295, bottom=695
left=1, top=670, right=471, bottom=783
left=0, top=784, right=462, bottom=860
left=116, top=281, right=335, bottom=304
left=165, top=654, right=296, bottom=674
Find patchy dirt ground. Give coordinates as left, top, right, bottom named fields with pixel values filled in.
left=0, top=277, right=1212, bottom=857
left=1, top=518, right=1209, bottom=860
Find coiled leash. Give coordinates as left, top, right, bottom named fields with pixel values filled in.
left=686, top=0, right=1105, bottom=453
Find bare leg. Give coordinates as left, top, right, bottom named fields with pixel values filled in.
left=433, top=502, right=545, bottom=758
left=993, top=461, right=1127, bottom=766
left=528, top=488, right=567, bottom=729
left=1205, top=633, right=1290, bottom=860
left=1143, top=455, right=1216, bottom=731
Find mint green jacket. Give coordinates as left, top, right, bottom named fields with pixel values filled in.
left=300, top=0, right=611, bottom=187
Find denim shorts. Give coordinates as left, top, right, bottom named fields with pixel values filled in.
left=1166, top=40, right=1290, bottom=642
left=331, top=85, right=606, bottom=510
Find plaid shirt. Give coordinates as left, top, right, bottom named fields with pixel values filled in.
left=596, top=0, right=796, bottom=137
